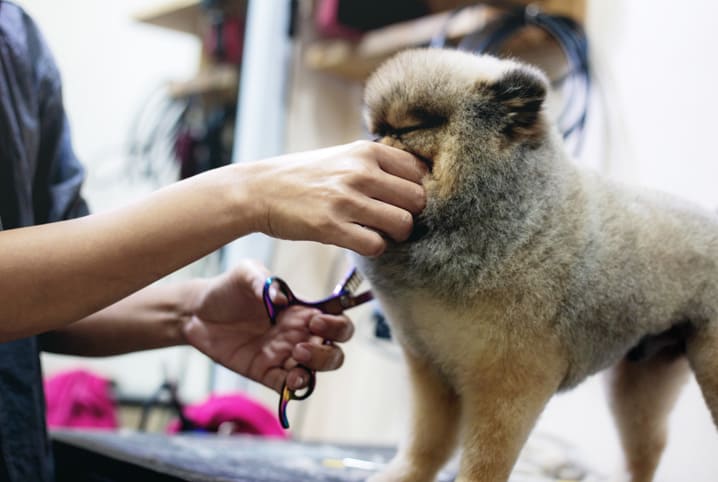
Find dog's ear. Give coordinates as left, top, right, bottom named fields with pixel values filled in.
left=488, top=68, right=547, bottom=143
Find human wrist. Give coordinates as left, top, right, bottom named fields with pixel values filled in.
left=186, top=163, right=266, bottom=242
left=221, top=162, right=271, bottom=237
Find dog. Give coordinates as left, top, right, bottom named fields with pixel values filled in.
left=356, top=48, right=718, bottom=482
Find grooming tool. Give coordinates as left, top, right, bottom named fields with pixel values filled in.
left=322, top=457, right=385, bottom=471
left=262, top=267, right=373, bottom=428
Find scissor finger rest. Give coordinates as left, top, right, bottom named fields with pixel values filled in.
left=277, top=366, right=316, bottom=429
left=262, top=277, right=297, bottom=324
left=261, top=270, right=373, bottom=429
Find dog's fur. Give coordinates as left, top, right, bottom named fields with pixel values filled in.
left=357, top=48, right=718, bottom=482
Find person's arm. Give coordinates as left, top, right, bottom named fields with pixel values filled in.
left=38, top=280, right=197, bottom=357
left=39, top=260, right=354, bottom=393
left=0, top=141, right=426, bottom=342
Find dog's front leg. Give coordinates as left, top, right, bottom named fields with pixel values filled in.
left=368, top=348, right=460, bottom=482
left=455, top=341, right=566, bottom=482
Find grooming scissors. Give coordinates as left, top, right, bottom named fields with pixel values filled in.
left=262, top=267, right=373, bottom=429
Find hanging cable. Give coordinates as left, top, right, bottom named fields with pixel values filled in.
left=431, top=4, right=591, bottom=154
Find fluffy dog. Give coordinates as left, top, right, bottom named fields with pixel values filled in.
left=357, top=48, right=718, bottom=482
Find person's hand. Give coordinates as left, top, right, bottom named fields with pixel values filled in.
left=239, top=141, right=427, bottom=256
left=182, top=260, right=354, bottom=393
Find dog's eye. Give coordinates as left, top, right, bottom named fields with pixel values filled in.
left=393, top=112, right=446, bottom=137
left=393, top=124, right=425, bottom=136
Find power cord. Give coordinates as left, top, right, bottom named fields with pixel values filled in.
left=432, top=4, right=591, bottom=154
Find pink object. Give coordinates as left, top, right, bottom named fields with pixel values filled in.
left=167, top=393, right=287, bottom=439
left=315, top=0, right=363, bottom=40
left=44, top=369, right=118, bottom=430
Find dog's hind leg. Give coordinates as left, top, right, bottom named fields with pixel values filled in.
left=607, top=351, right=690, bottom=482
left=686, top=321, right=718, bottom=427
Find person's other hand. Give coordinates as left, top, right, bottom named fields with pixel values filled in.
left=240, top=141, right=427, bottom=256
left=182, top=260, right=354, bottom=393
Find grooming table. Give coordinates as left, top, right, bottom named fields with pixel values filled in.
left=52, top=430, right=451, bottom=482
left=51, top=429, right=602, bottom=481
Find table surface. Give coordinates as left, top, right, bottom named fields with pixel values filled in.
left=52, top=430, right=457, bottom=482
left=51, top=429, right=604, bottom=482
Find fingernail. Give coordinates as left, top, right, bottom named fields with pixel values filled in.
left=293, top=376, right=305, bottom=389
left=330, top=351, right=342, bottom=368
left=294, top=345, right=311, bottom=363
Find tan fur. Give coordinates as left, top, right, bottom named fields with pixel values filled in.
left=358, top=48, right=718, bottom=482
left=608, top=354, right=690, bottom=482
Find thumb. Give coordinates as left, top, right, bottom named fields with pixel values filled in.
left=233, top=259, right=272, bottom=299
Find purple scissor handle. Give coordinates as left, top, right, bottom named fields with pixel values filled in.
left=262, top=268, right=373, bottom=429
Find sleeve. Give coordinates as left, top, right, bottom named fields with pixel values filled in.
left=19, top=6, right=90, bottom=223
left=33, top=100, right=91, bottom=223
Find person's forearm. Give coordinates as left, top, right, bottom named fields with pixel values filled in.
left=0, top=142, right=426, bottom=342
left=39, top=279, right=204, bottom=356
left=0, top=165, right=254, bottom=342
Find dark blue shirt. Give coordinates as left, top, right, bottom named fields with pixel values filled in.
left=0, top=2, right=89, bottom=480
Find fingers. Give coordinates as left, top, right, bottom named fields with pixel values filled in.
left=292, top=341, right=345, bottom=372
left=351, top=198, right=414, bottom=244
left=349, top=141, right=427, bottom=215
left=364, top=174, right=426, bottom=215
left=262, top=366, right=314, bottom=393
left=331, top=223, right=387, bottom=257
left=264, top=367, right=288, bottom=393
left=286, top=366, right=312, bottom=391
left=336, top=142, right=426, bottom=249
left=259, top=313, right=353, bottom=392
left=309, top=314, right=354, bottom=343
left=237, top=259, right=271, bottom=298
left=368, top=142, right=428, bottom=184
left=262, top=366, right=305, bottom=393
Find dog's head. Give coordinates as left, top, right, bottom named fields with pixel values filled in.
left=364, top=48, right=550, bottom=201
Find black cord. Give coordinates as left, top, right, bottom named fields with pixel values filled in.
left=432, top=5, right=591, bottom=154
left=429, top=4, right=476, bottom=48
left=138, top=380, right=196, bottom=432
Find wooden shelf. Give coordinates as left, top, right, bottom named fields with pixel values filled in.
left=167, top=64, right=239, bottom=98
left=133, top=1, right=246, bottom=98
left=133, top=0, right=204, bottom=36
left=133, top=0, right=246, bottom=37
left=305, top=0, right=585, bottom=82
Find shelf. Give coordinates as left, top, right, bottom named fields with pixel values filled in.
left=167, top=64, right=239, bottom=98
left=133, top=1, right=246, bottom=98
left=133, top=0, right=246, bottom=37
left=305, top=0, right=585, bottom=82
left=133, top=0, right=203, bottom=36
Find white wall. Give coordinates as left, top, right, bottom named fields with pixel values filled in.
left=21, top=0, right=214, bottom=402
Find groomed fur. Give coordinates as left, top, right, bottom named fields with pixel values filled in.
left=358, top=48, right=718, bottom=482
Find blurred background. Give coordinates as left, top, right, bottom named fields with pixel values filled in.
left=20, top=0, right=718, bottom=480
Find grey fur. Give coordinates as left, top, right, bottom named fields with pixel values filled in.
left=358, top=48, right=718, bottom=390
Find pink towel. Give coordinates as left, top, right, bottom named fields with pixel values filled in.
left=167, top=393, right=287, bottom=439
left=44, top=369, right=118, bottom=430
